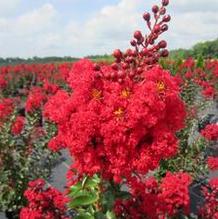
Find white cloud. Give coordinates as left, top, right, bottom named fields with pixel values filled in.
left=65, top=0, right=147, bottom=56
left=170, top=0, right=218, bottom=13
left=0, top=0, right=217, bottom=57
left=0, top=0, right=20, bottom=16
left=0, top=3, right=58, bottom=57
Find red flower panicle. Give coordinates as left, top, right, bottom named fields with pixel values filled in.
left=20, top=179, right=69, bottom=219
left=207, top=156, right=218, bottom=170
left=11, top=116, right=25, bottom=135
left=25, top=87, right=46, bottom=113
left=44, top=59, right=186, bottom=182
left=158, top=172, right=192, bottom=217
left=199, top=178, right=218, bottom=219
left=201, top=124, right=218, bottom=141
left=114, top=172, right=192, bottom=218
left=44, top=0, right=185, bottom=183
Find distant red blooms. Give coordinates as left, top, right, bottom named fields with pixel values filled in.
left=201, top=124, right=218, bottom=141
left=0, top=75, right=7, bottom=89
left=0, top=98, right=14, bottom=126
left=207, top=156, right=218, bottom=170
left=11, top=116, right=25, bottom=135
left=158, top=172, right=192, bottom=217
left=199, top=178, right=218, bottom=219
left=25, top=87, right=46, bottom=113
left=20, top=179, right=69, bottom=219
left=202, top=84, right=216, bottom=98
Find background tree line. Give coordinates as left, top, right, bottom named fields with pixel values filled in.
left=0, top=38, right=217, bottom=66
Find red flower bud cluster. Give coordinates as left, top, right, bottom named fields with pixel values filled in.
left=20, top=179, right=69, bottom=219
left=93, top=0, right=171, bottom=83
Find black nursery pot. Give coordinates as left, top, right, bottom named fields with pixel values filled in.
left=5, top=210, right=19, bottom=219
left=189, top=181, right=205, bottom=215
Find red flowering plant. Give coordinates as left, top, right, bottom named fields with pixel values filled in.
left=38, top=0, right=212, bottom=218
left=0, top=63, right=71, bottom=217
left=20, top=179, right=70, bottom=219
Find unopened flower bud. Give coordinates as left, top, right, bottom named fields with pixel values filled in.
left=152, top=5, right=159, bottom=14
left=143, top=12, right=151, bottom=21
left=93, top=63, right=101, bottom=71
left=158, top=40, right=167, bottom=48
left=134, top=30, right=143, bottom=41
left=122, top=62, right=129, bottom=70
left=130, top=39, right=137, bottom=46
left=160, top=7, right=166, bottom=15
left=163, top=14, right=171, bottom=22
left=161, top=49, right=169, bottom=57
left=111, top=63, right=118, bottom=70
left=161, top=24, right=168, bottom=32
left=126, top=49, right=132, bottom=56
left=162, top=0, right=169, bottom=6
left=154, top=25, right=161, bottom=33
left=113, top=49, right=122, bottom=59
left=142, top=48, right=149, bottom=56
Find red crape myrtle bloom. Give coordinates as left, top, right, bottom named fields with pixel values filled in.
left=199, top=178, right=218, bottom=219
left=157, top=172, right=192, bottom=217
left=114, top=172, right=192, bottom=219
left=11, top=116, right=25, bottom=135
left=44, top=59, right=186, bottom=183
left=20, top=179, right=69, bottom=219
left=207, top=156, right=218, bottom=171
left=201, top=124, right=218, bottom=141
left=44, top=0, right=185, bottom=184
left=25, top=87, right=46, bottom=113
left=0, top=98, right=14, bottom=127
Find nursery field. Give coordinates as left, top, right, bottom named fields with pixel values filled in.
left=0, top=0, right=218, bottom=219
left=0, top=56, right=217, bottom=219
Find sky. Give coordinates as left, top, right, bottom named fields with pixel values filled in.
left=0, top=0, right=218, bottom=58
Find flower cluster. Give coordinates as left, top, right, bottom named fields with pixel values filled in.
left=20, top=179, right=69, bottom=219
left=199, top=178, right=218, bottom=219
left=44, top=58, right=185, bottom=183
left=207, top=156, right=218, bottom=171
left=0, top=98, right=14, bottom=125
left=11, top=116, right=25, bottom=135
left=25, top=87, right=46, bottom=113
left=114, top=172, right=192, bottom=218
left=201, top=124, right=218, bottom=141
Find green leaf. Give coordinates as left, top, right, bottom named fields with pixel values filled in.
left=106, top=211, right=116, bottom=219
left=94, top=212, right=107, bottom=219
left=69, top=182, right=82, bottom=196
left=82, top=175, right=100, bottom=189
left=74, top=213, right=95, bottom=219
left=69, top=193, right=98, bottom=208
